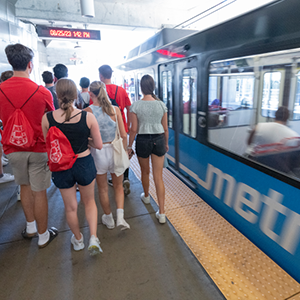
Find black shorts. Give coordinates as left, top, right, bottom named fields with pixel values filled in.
left=136, top=134, right=166, bottom=158
left=52, top=154, right=97, bottom=189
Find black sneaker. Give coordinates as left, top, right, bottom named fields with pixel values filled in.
left=108, top=178, right=113, bottom=186
left=38, top=227, right=58, bottom=249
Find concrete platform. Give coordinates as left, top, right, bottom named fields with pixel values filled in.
left=0, top=164, right=224, bottom=300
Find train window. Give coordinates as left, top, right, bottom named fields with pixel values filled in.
left=162, top=71, right=173, bottom=128
left=261, top=71, right=281, bottom=118
left=124, top=74, right=136, bottom=102
left=293, top=71, right=300, bottom=120
left=182, top=68, right=197, bottom=138
left=208, top=49, right=300, bottom=181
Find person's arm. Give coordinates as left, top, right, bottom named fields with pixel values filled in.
left=128, top=111, right=138, bottom=157
left=115, top=107, right=127, bottom=150
left=86, top=112, right=103, bottom=150
left=161, top=112, right=169, bottom=152
left=125, top=105, right=131, bottom=132
left=41, top=113, right=49, bottom=141
left=124, top=91, right=132, bottom=132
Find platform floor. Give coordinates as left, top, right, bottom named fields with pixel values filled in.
left=0, top=162, right=224, bottom=300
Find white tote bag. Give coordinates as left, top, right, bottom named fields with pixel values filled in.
left=111, top=107, right=130, bottom=177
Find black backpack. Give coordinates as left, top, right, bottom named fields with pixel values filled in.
left=109, top=86, right=119, bottom=107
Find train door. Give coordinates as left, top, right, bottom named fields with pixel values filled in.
left=159, top=63, right=175, bottom=167
left=159, top=57, right=199, bottom=186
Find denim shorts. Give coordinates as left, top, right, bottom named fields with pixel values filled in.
left=136, top=134, right=166, bottom=158
left=52, top=154, right=97, bottom=189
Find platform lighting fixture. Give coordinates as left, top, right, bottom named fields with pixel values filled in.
left=80, top=0, right=95, bottom=18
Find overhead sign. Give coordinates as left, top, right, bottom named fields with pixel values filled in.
left=36, top=26, right=100, bottom=41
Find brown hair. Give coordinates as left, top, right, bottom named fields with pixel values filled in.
left=275, top=106, right=290, bottom=122
left=140, top=74, right=159, bottom=100
left=90, top=81, right=114, bottom=116
left=0, top=70, right=13, bottom=82
left=56, top=78, right=77, bottom=121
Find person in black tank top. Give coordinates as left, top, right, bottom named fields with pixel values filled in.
left=42, top=78, right=103, bottom=255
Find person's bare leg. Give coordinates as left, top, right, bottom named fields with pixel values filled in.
left=151, top=154, right=165, bottom=214
left=111, top=173, right=124, bottom=209
left=96, top=174, right=111, bottom=215
left=20, top=185, right=35, bottom=222
left=78, top=179, right=98, bottom=237
left=112, top=173, right=130, bottom=230
left=60, top=185, right=81, bottom=239
left=138, top=156, right=150, bottom=197
left=32, top=189, right=48, bottom=234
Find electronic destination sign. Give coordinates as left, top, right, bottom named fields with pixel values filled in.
left=36, top=26, right=101, bottom=41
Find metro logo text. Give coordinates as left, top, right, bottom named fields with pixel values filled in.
left=198, top=164, right=300, bottom=255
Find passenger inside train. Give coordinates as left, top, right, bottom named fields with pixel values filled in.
left=246, top=106, right=300, bottom=175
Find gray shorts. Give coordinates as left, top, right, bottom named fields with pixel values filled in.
left=7, top=152, right=51, bottom=192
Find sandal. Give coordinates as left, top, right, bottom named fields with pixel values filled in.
left=21, top=228, right=37, bottom=239
left=38, top=227, right=58, bottom=249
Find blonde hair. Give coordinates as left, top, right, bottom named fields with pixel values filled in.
left=56, top=78, right=77, bottom=121
left=90, top=81, right=114, bottom=116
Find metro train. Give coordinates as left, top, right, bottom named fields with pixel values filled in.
left=118, top=0, right=300, bottom=283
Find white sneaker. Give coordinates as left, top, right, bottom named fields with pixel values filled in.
left=0, top=173, right=14, bottom=184
left=88, top=235, right=103, bottom=256
left=102, top=213, right=115, bottom=229
left=117, top=218, right=130, bottom=231
left=156, top=211, right=166, bottom=224
left=2, top=157, right=8, bottom=166
left=71, top=233, right=84, bottom=251
left=141, top=192, right=150, bottom=204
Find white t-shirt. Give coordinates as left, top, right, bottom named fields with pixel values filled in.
left=246, top=122, right=299, bottom=154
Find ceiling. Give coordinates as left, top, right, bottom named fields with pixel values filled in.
left=10, top=0, right=278, bottom=69
left=14, top=0, right=277, bottom=31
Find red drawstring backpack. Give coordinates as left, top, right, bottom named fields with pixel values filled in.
left=46, top=112, right=83, bottom=172
left=0, top=87, right=39, bottom=151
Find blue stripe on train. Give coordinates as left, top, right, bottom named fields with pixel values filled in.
left=172, top=132, right=300, bottom=283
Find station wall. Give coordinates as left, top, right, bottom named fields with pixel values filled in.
left=0, top=0, right=47, bottom=84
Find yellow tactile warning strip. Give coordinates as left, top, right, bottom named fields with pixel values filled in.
left=130, top=154, right=300, bottom=300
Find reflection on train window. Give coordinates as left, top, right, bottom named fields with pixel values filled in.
left=162, top=71, right=173, bottom=128
left=208, top=50, right=300, bottom=182
left=125, top=75, right=135, bottom=102
left=182, top=68, right=197, bottom=138
left=261, top=71, right=281, bottom=118
left=293, top=71, right=300, bottom=120
left=137, top=73, right=142, bottom=101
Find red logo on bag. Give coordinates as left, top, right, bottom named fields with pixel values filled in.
left=50, top=139, right=62, bottom=163
left=9, top=125, right=28, bottom=146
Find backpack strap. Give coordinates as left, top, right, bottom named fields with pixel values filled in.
left=0, top=86, right=39, bottom=109
left=114, top=86, right=118, bottom=102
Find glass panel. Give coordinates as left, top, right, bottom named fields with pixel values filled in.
left=208, top=49, right=300, bottom=182
left=293, top=71, right=300, bottom=120
left=162, top=71, right=173, bottom=128
left=261, top=72, right=281, bottom=118
left=182, top=68, right=197, bottom=138
left=125, top=74, right=135, bottom=102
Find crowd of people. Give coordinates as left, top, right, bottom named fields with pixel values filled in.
left=0, top=43, right=169, bottom=255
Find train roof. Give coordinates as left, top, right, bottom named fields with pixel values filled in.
left=117, top=0, right=300, bottom=71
